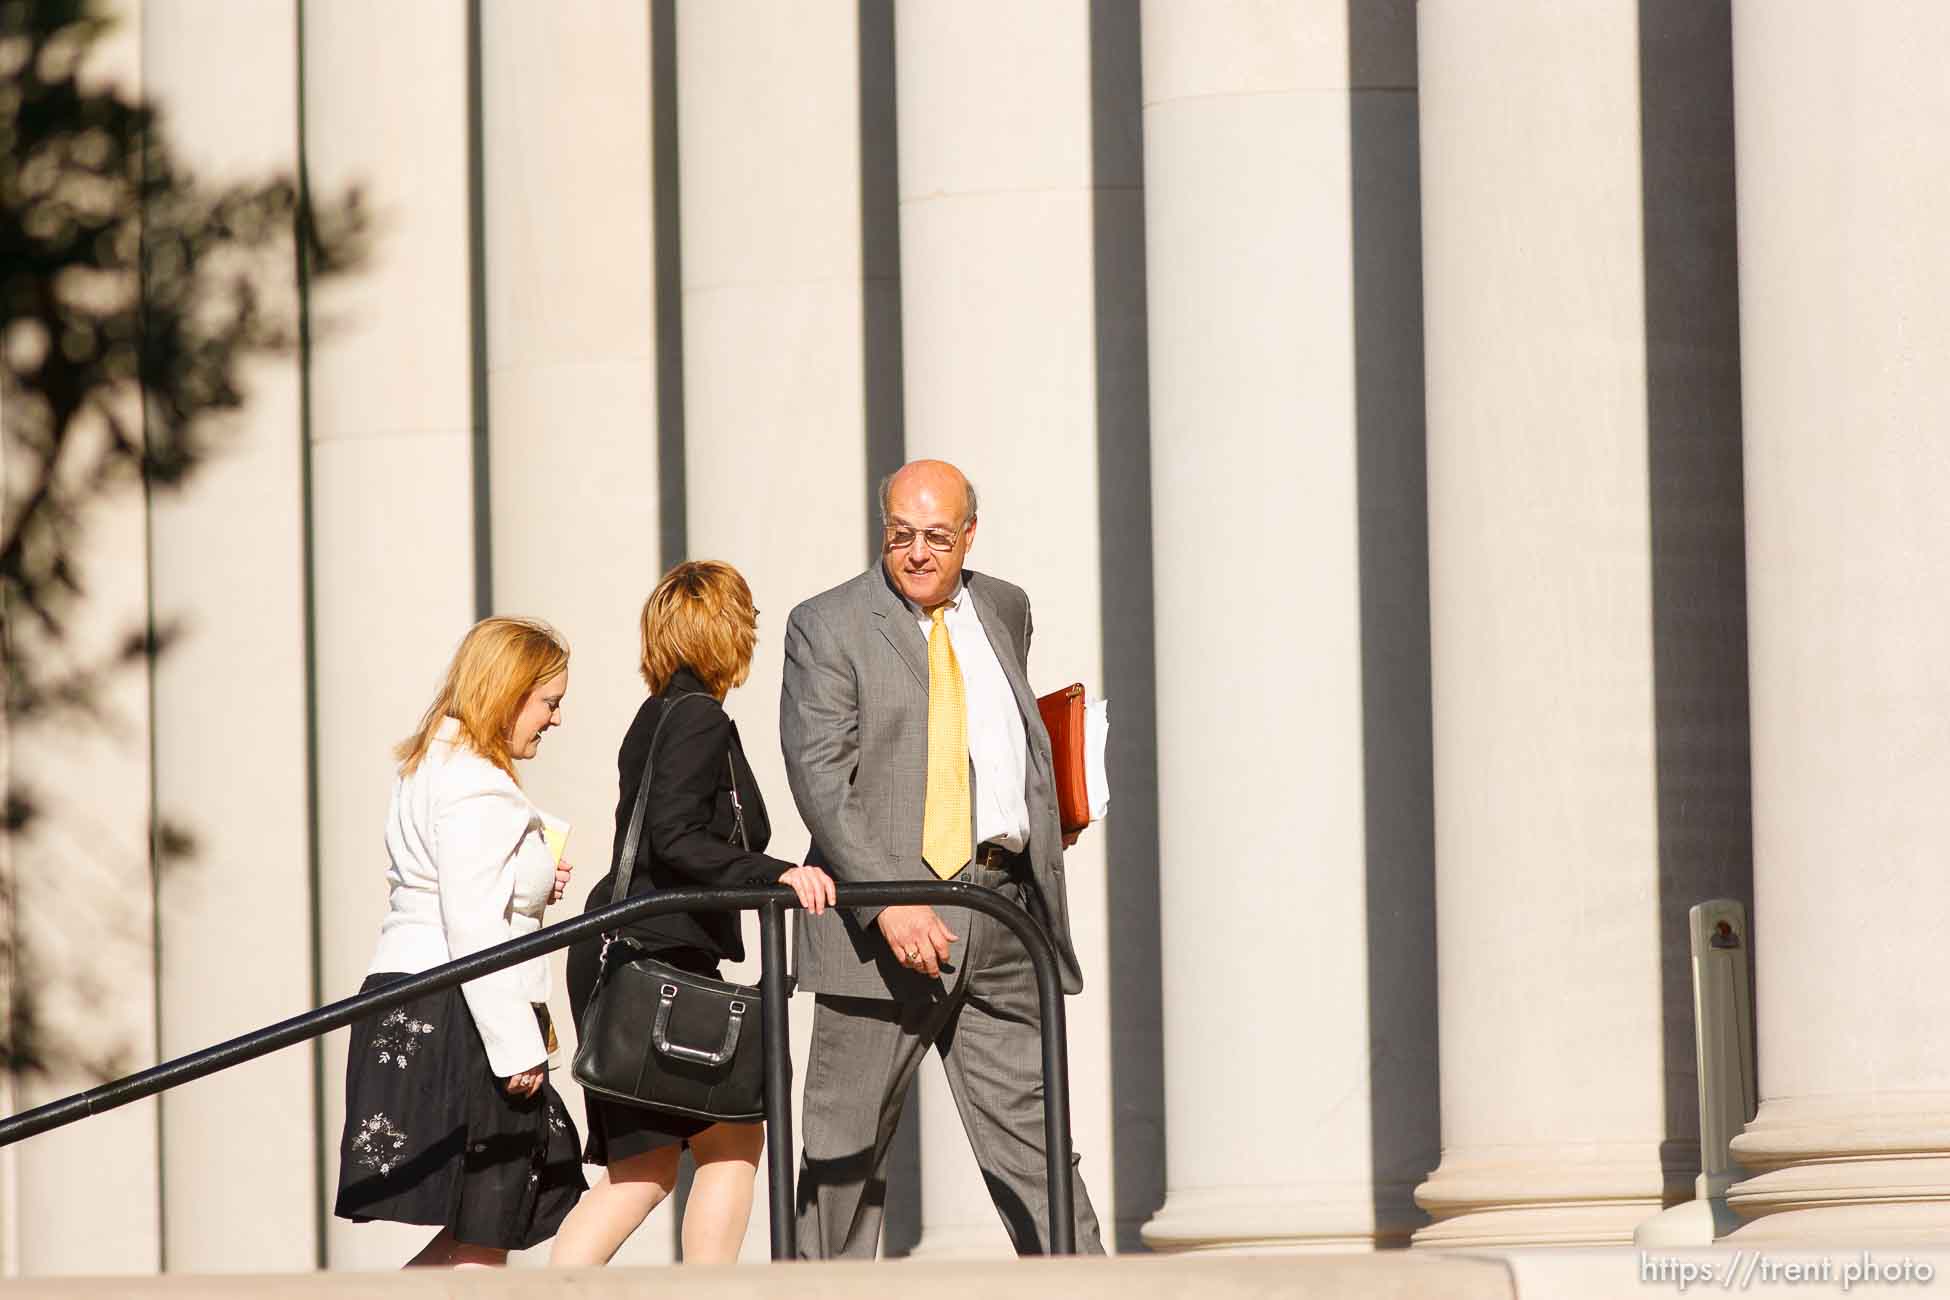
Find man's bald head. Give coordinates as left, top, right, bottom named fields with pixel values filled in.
left=880, top=459, right=977, bottom=530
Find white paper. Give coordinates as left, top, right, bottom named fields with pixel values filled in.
left=1085, top=697, right=1110, bottom=821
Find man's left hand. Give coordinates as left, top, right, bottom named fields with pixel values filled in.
left=877, top=905, right=957, bottom=980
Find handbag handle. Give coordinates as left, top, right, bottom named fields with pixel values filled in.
left=605, top=691, right=752, bottom=924
left=725, top=745, right=751, bottom=852
left=651, top=979, right=748, bottom=1066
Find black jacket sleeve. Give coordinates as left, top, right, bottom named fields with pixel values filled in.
left=642, top=699, right=794, bottom=889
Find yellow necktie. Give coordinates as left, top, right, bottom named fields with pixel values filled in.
left=922, top=607, right=971, bottom=879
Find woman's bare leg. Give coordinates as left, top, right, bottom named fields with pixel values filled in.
left=679, top=1121, right=764, bottom=1265
left=549, top=1144, right=682, bottom=1266
left=404, top=1228, right=507, bottom=1269
left=448, top=1241, right=510, bottom=1269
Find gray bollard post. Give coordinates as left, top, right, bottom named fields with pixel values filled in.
left=1633, top=898, right=1757, bottom=1245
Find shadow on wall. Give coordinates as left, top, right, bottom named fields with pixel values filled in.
left=651, top=0, right=688, bottom=572
left=1637, top=0, right=1754, bottom=1199
left=465, top=0, right=492, bottom=617
left=1348, top=0, right=1442, bottom=1249
left=0, top=0, right=366, bottom=1083
left=1089, top=0, right=1166, bottom=1255
left=857, top=0, right=906, bottom=561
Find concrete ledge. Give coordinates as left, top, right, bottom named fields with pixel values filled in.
left=3, top=1254, right=1516, bottom=1300
left=1501, top=1247, right=1950, bottom=1300
left=21, top=1248, right=1950, bottom=1299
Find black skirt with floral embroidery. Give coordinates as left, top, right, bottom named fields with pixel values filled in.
left=333, top=973, right=585, bottom=1250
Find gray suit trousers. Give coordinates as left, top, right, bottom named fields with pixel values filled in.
left=794, top=873, right=1105, bottom=1258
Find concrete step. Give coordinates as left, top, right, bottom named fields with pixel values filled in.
left=5, top=1255, right=1516, bottom=1300
left=22, top=1247, right=1946, bottom=1299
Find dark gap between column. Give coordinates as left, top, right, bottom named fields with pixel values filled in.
left=652, top=0, right=688, bottom=571
left=1637, top=0, right=1755, bottom=1202
left=465, top=0, right=493, bottom=616
left=1089, top=0, right=1165, bottom=1255
left=1348, top=0, right=1440, bottom=1248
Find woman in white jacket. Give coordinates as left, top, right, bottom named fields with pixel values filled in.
left=333, top=617, right=586, bottom=1267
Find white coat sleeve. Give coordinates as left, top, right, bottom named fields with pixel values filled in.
left=434, top=777, right=547, bottom=1077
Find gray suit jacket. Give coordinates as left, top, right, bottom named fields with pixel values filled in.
left=780, top=563, right=1084, bottom=999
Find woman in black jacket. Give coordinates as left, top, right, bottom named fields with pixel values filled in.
left=552, top=561, right=833, bottom=1266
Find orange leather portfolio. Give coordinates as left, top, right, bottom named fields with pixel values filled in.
left=1035, top=682, right=1091, bottom=836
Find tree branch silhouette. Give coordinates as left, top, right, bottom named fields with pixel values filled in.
left=1, top=0, right=369, bottom=1077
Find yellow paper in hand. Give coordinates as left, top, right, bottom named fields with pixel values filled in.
left=541, top=814, right=570, bottom=866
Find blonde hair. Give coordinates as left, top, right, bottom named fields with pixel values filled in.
left=638, top=561, right=757, bottom=698
left=396, top=617, right=570, bottom=779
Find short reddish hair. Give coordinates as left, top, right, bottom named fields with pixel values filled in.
left=638, top=561, right=757, bottom=698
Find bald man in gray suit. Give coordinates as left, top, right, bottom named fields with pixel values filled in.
left=780, top=459, right=1103, bottom=1258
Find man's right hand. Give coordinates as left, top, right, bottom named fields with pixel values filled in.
left=877, top=905, right=957, bottom=980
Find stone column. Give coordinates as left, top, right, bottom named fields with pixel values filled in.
left=1412, top=0, right=1749, bottom=1248
left=477, top=0, right=670, bottom=1266
left=3, top=2, right=162, bottom=1275
left=674, top=0, right=893, bottom=1258
left=1724, top=0, right=1950, bottom=1245
left=302, top=0, right=479, bottom=1268
left=893, top=0, right=1137, bottom=1254
left=142, top=0, right=318, bottom=1271
left=1138, top=0, right=1436, bottom=1253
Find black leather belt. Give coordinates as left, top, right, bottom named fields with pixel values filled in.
left=972, top=841, right=1027, bottom=870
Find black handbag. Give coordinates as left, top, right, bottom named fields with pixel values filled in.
left=571, top=692, right=765, bottom=1122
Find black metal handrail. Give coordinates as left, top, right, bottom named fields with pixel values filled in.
left=0, top=881, right=1077, bottom=1258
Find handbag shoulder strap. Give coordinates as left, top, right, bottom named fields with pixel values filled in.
left=607, top=690, right=714, bottom=913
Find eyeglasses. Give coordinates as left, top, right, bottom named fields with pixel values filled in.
left=883, top=523, right=964, bottom=553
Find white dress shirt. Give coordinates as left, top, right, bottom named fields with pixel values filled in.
left=367, top=717, right=556, bottom=1076
left=909, top=581, right=1031, bottom=854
